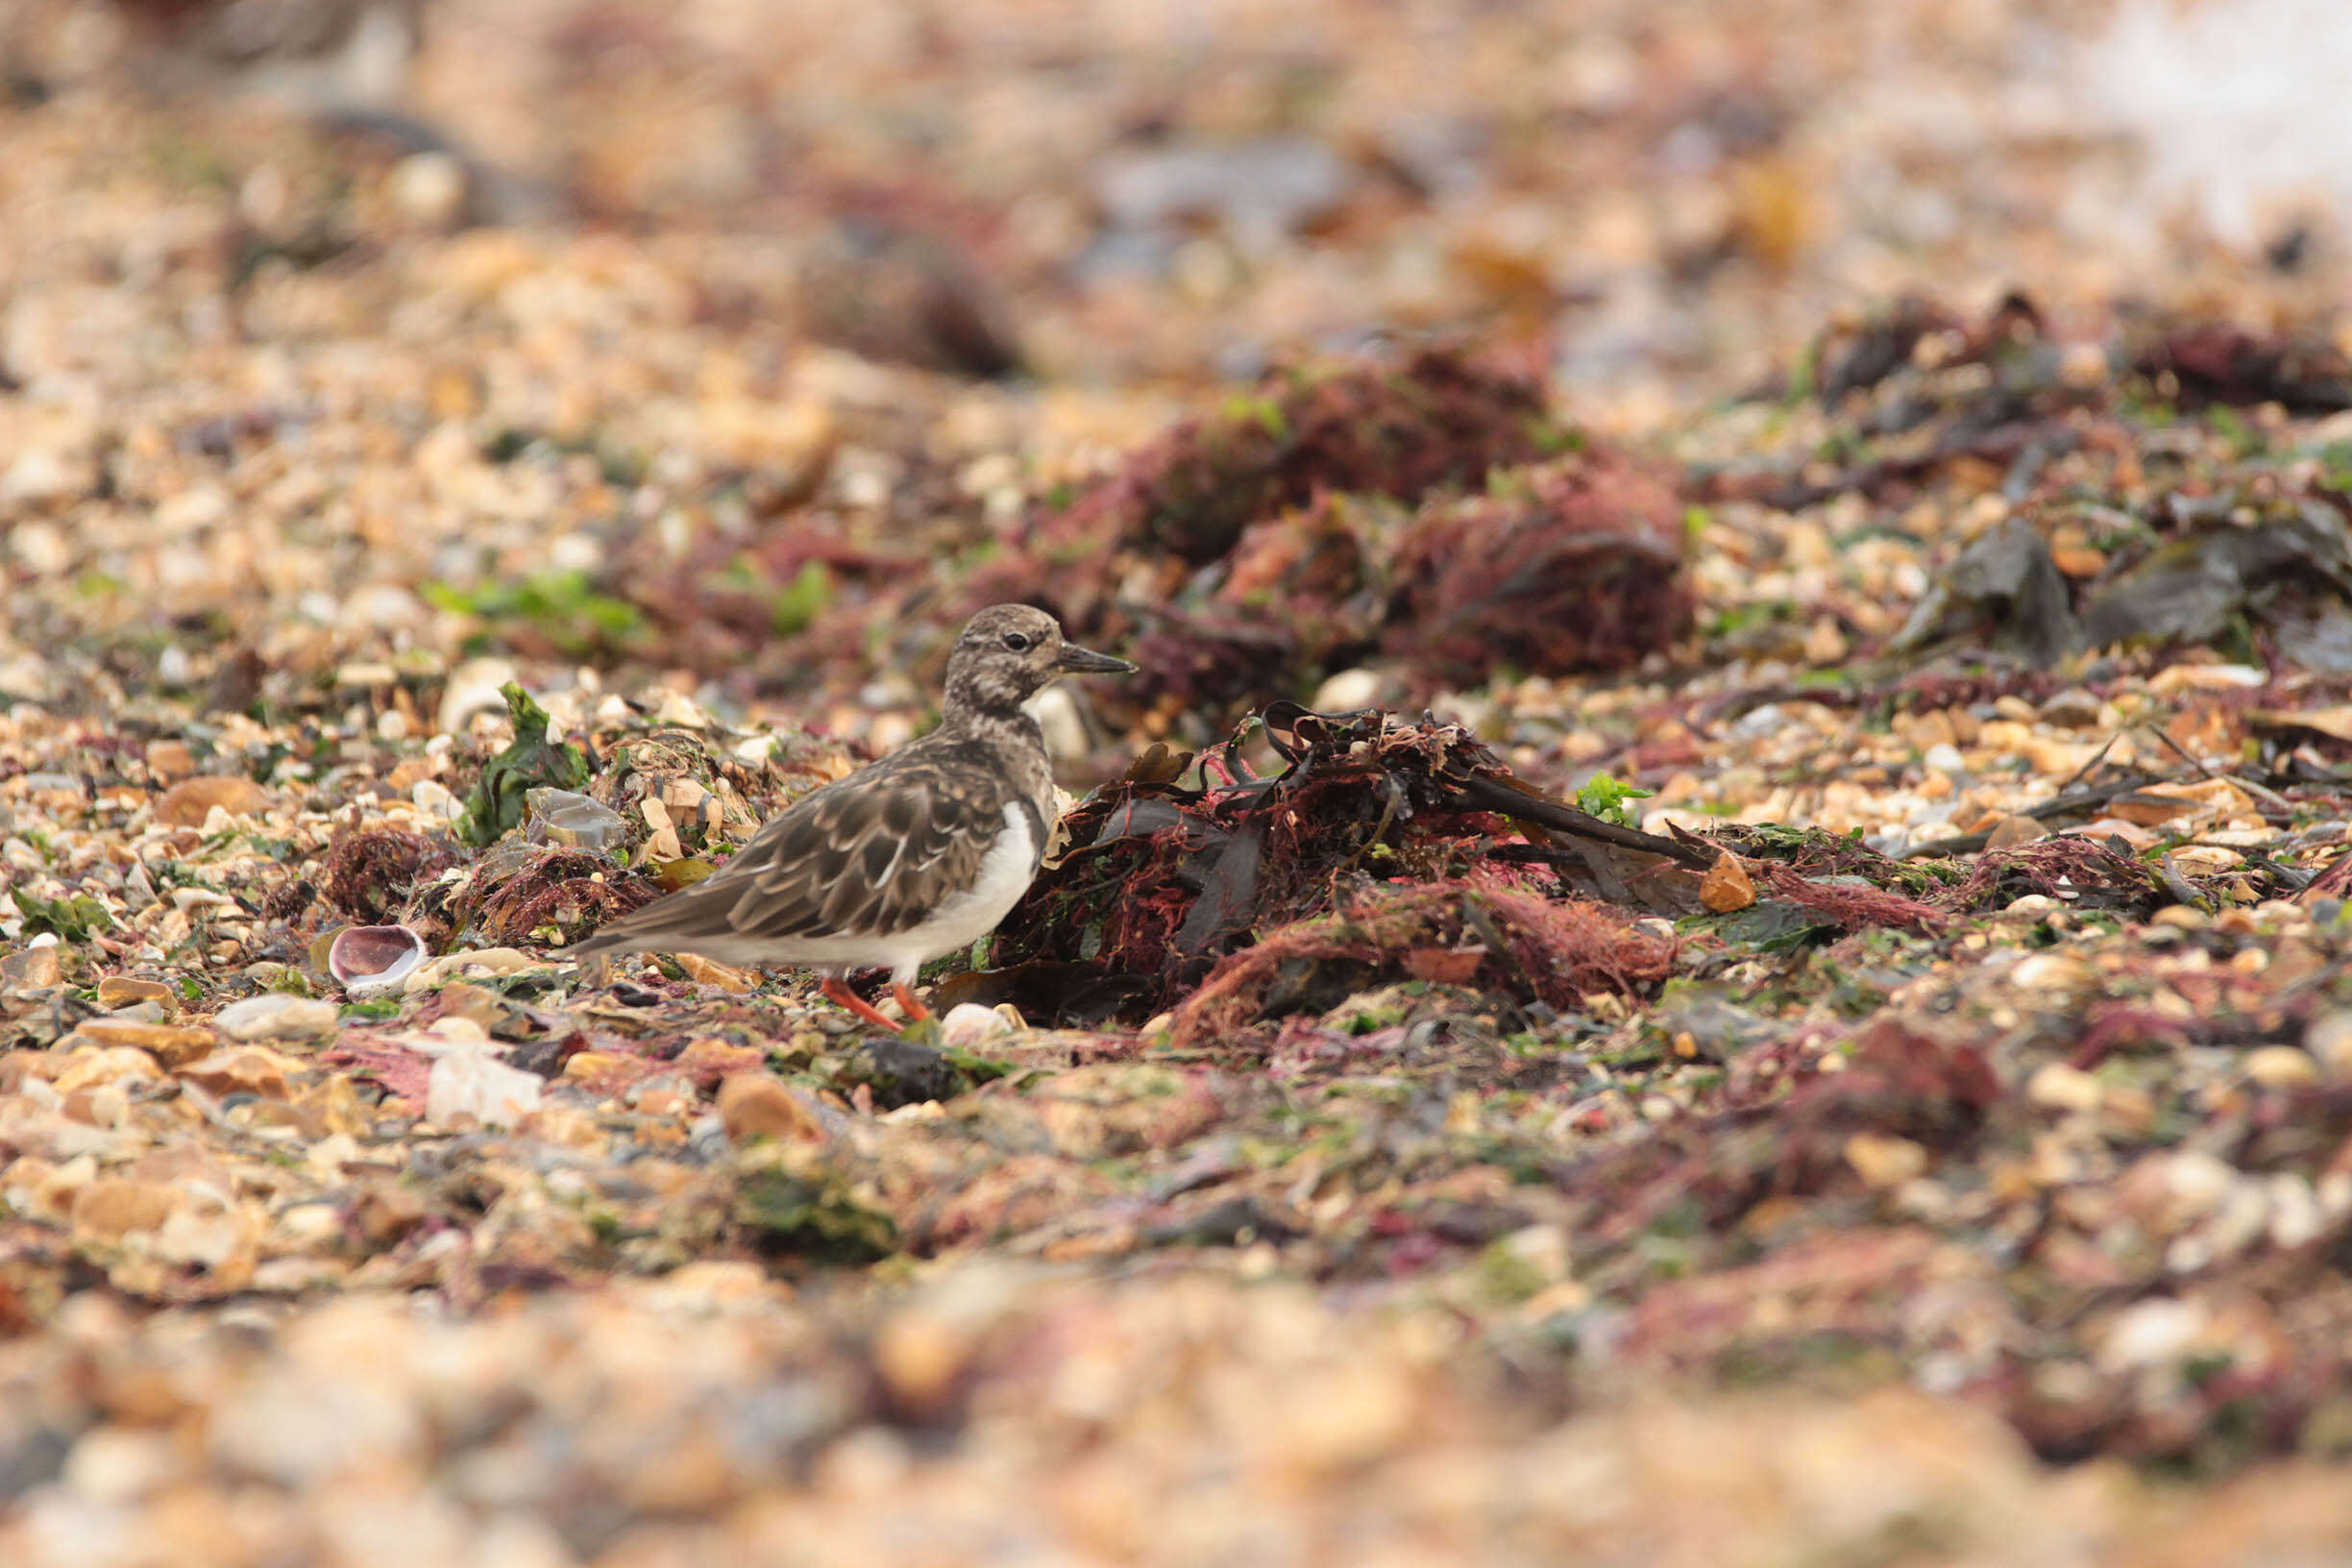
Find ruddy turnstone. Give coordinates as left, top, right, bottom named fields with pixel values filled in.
left=573, top=604, right=1134, bottom=1029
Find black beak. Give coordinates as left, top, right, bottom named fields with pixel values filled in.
left=1056, top=642, right=1136, bottom=674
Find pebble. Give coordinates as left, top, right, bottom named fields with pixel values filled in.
left=437, top=659, right=519, bottom=736
left=1982, top=814, right=2046, bottom=847
left=1311, top=668, right=1384, bottom=712
left=1027, top=684, right=1090, bottom=759
left=154, top=776, right=270, bottom=827
left=2243, top=1045, right=2319, bottom=1090
left=719, top=1074, right=825, bottom=1143
left=94, top=978, right=175, bottom=1012
left=0, top=946, right=64, bottom=989
left=1844, top=1132, right=1929, bottom=1189
left=2038, top=689, right=2104, bottom=728
left=2027, top=1062, right=2104, bottom=1115
left=405, top=948, right=534, bottom=992
left=411, top=779, right=463, bottom=821
left=941, top=1003, right=1016, bottom=1050
left=213, top=994, right=342, bottom=1044
left=425, top=1045, right=542, bottom=1128
left=2307, top=1012, right=2352, bottom=1081
left=1699, top=851, right=1757, bottom=913
left=2096, top=1296, right=2209, bottom=1372
left=179, top=1048, right=296, bottom=1101
left=76, top=1017, right=214, bottom=1068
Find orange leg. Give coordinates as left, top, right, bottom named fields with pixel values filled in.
left=821, top=976, right=899, bottom=1031
left=891, top=983, right=933, bottom=1023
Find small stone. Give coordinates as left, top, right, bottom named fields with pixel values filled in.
left=1802, top=617, right=1848, bottom=664
left=2038, top=689, right=2104, bottom=728
left=390, top=151, right=469, bottom=227
left=1, top=946, right=65, bottom=990
left=941, top=1003, right=1015, bottom=1050
left=625, top=1071, right=697, bottom=1116
left=2096, top=1296, right=2209, bottom=1372
left=1844, top=1132, right=1929, bottom=1189
left=50, top=1045, right=167, bottom=1093
left=2009, top=953, right=2088, bottom=992
left=2027, top=1062, right=2104, bottom=1115
left=426, top=1045, right=542, bottom=1128
left=438, top=658, right=519, bottom=736
left=2150, top=905, right=2209, bottom=931
left=79, top=1017, right=215, bottom=1068
left=1699, top=851, right=1756, bottom=914
left=675, top=1038, right=769, bottom=1090
left=674, top=952, right=755, bottom=993
left=719, top=1074, right=824, bottom=1143
left=2112, top=795, right=2198, bottom=828
left=1983, top=814, right=2046, bottom=848
left=2306, top=1012, right=2352, bottom=1081
left=406, top=947, right=533, bottom=992
left=2245, top=1045, right=2319, bottom=1090
left=213, top=994, right=342, bottom=1043
left=1923, top=743, right=1967, bottom=774
left=1311, top=668, right=1383, bottom=712
left=144, top=741, right=196, bottom=781
left=872, top=1307, right=972, bottom=1414
left=412, top=779, right=463, bottom=822
left=178, top=1048, right=296, bottom=1101
left=1027, top=684, right=1090, bottom=759
left=95, top=977, right=176, bottom=1013
left=155, top=776, right=271, bottom=827
left=71, top=1180, right=179, bottom=1240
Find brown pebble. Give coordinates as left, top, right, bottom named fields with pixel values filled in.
left=144, top=740, right=196, bottom=781
left=79, top=1017, right=213, bottom=1068
left=0, top=946, right=65, bottom=990
left=177, top=1048, right=294, bottom=1101
left=719, top=1073, right=824, bottom=1143
left=1700, top=851, right=1756, bottom=914
left=155, top=776, right=270, bottom=827
left=1983, top=815, right=2047, bottom=848
left=96, top=977, right=178, bottom=1013
left=71, top=1179, right=178, bottom=1239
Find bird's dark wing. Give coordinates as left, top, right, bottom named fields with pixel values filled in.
left=576, top=762, right=1007, bottom=951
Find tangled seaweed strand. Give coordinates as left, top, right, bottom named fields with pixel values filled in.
left=464, top=846, right=660, bottom=945
left=321, top=827, right=461, bottom=924
left=1171, top=879, right=1676, bottom=1048
left=1754, top=864, right=1948, bottom=935
left=1945, top=837, right=2168, bottom=916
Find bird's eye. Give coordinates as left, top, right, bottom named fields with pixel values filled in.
left=1002, top=632, right=1033, bottom=651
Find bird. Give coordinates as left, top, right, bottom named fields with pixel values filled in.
left=572, top=604, right=1134, bottom=1029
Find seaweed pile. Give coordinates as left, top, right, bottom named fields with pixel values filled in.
left=991, top=702, right=1713, bottom=1030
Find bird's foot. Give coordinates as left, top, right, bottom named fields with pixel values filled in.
left=821, top=977, right=901, bottom=1032
left=890, top=983, right=934, bottom=1024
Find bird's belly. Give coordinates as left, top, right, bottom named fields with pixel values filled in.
left=880, top=802, right=1040, bottom=967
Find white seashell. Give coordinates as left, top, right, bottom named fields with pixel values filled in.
left=941, top=1002, right=1016, bottom=1049
left=329, top=924, right=428, bottom=998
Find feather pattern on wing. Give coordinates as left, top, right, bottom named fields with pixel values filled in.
left=582, top=759, right=1012, bottom=948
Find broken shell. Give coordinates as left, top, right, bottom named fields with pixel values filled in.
left=525, top=787, right=627, bottom=852
left=329, top=924, right=429, bottom=998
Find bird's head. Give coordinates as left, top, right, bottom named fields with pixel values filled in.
left=943, top=603, right=1134, bottom=715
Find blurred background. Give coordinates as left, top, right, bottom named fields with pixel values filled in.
left=4, top=0, right=2351, bottom=723
left=11, top=0, right=2349, bottom=403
